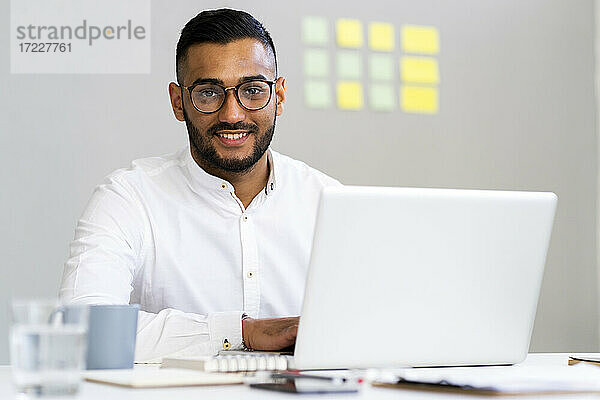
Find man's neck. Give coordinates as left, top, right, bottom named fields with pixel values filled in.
left=190, top=145, right=270, bottom=210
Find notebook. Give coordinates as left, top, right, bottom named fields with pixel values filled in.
left=161, top=353, right=290, bottom=373
left=84, top=368, right=244, bottom=388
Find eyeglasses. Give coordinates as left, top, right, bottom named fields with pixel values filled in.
left=180, top=79, right=277, bottom=114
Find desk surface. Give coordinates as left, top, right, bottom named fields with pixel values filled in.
left=1, top=354, right=598, bottom=399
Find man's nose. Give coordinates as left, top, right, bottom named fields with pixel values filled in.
left=218, top=88, right=246, bottom=123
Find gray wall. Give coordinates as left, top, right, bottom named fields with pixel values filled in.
left=1, top=0, right=598, bottom=363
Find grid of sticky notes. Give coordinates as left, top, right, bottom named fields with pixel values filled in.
left=302, top=16, right=440, bottom=114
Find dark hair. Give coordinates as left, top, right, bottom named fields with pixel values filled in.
left=176, top=8, right=277, bottom=84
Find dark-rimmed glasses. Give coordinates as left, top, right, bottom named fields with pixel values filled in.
left=180, top=79, right=277, bottom=114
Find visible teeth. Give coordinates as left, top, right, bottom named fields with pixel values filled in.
left=219, top=132, right=248, bottom=140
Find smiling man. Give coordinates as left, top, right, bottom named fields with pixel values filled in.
left=59, top=9, right=341, bottom=362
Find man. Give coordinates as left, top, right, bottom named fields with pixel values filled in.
left=59, top=8, right=341, bottom=362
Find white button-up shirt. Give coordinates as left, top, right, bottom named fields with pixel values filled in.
left=59, top=146, right=341, bottom=362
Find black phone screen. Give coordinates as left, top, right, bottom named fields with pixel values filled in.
left=250, top=378, right=359, bottom=394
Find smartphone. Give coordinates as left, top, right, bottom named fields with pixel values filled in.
left=250, top=376, right=359, bottom=394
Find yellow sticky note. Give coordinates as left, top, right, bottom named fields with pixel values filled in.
left=401, top=25, right=439, bottom=54
left=337, top=81, right=363, bottom=110
left=401, top=86, right=438, bottom=114
left=400, top=56, right=439, bottom=84
left=369, top=22, right=394, bottom=52
left=336, top=19, right=363, bottom=48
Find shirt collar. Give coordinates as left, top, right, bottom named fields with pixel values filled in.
left=184, top=147, right=277, bottom=197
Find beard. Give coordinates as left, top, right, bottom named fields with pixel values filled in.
left=183, top=106, right=276, bottom=174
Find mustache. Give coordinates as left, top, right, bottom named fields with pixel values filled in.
left=207, top=122, right=259, bottom=135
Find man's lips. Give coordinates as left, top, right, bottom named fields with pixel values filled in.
left=216, top=130, right=249, bottom=134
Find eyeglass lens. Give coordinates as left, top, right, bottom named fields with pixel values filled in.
left=191, top=81, right=272, bottom=112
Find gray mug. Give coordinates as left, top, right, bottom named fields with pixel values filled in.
left=62, top=304, right=139, bottom=370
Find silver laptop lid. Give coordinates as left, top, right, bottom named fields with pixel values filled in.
left=294, top=186, right=557, bottom=369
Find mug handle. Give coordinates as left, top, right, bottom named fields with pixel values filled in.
left=48, top=306, right=66, bottom=325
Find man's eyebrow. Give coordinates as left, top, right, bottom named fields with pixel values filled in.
left=190, top=77, right=224, bottom=86
left=189, top=74, right=272, bottom=87
left=238, top=74, right=269, bottom=83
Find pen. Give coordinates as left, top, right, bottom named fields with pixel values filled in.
left=270, top=372, right=348, bottom=383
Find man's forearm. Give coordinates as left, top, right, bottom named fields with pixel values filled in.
left=242, top=316, right=299, bottom=351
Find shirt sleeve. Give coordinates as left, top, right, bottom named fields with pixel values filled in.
left=59, top=172, right=244, bottom=362
left=135, top=309, right=243, bottom=362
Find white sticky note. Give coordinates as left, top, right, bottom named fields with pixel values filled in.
left=336, top=51, right=361, bottom=79
left=302, top=16, right=329, bottom=45
left=305, top=80, right=331, bottom=109
left=369, top=84, right=396, bottom=111
left=304, top=48, right=329, bottom=77
left=369, top=54, right=394, bottom=81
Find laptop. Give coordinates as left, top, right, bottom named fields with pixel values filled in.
left=291, top=185, right=557, bottom=369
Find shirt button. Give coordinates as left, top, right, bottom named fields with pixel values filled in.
left=247, top=271, right=254, bottom=278
left=220, top=183, right=227, bottom=189
left=243, top=215, right=248, bottom=222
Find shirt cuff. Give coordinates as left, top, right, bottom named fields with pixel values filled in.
left=208, top=311, right=244, bottom=354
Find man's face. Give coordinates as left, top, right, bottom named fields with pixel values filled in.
left=173, top=38, right=284, bottom=173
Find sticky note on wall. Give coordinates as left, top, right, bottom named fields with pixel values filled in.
left=401, top=86, right=438, bottom=114
left=401, top=25, right=439, bottom=54
left=302, top=16, right=329, bottom=45
left=337, top=81, right=363, bottom=110
left=400, top=56, right=439, bottom=84
left=336, top=51, right=361, bottom=79
left=305, top=80, right=331, bottom=109
left=369, top=84, right=396, bottom=111
left=368, top=22, right=394, bottom=51
left=336, top=19, right=363, bottom=48
left=304, top=49, right=329, bottom=77
left=368, top=54, right=394, bottom=81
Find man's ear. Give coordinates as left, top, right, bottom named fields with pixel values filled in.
left=275, top=77, right=286, bottom=116
left=168, top=82, right=186, bottom=122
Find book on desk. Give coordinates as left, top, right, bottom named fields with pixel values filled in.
left=161, top=352, right=289, bottom=373
left=84, top=368, right=244, bottom=388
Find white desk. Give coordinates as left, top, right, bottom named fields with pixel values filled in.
left=0, top=354, right=598, bottom=399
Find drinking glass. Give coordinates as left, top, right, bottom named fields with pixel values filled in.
left=9, top=300, right=88, bottom=397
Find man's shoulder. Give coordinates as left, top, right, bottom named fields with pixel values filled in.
left=270, top=149, right=342, bottom=188
left=104, top=148, right=187, bottom=185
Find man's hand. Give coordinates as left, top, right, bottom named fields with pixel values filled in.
left=242, top=317, right=299, bottom=351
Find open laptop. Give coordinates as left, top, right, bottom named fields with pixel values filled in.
left=291, top=185, right=557, bottom=369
